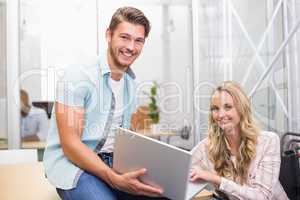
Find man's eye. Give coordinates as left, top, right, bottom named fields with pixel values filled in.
left=121, top=36, right=129, bottom=40
left=136, top=39, right=145, bottom=44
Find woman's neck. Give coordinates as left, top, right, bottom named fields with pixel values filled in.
left=224, top=127, right=241, bottom=155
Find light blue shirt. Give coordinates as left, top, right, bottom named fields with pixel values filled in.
left=43, top=54, right=136, bottom=189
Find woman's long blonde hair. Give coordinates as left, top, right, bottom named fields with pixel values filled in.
left=207, top=81, right=259, bottom=184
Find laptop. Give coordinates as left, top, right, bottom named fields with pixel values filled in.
left=113, top=128, right=206, bottom=200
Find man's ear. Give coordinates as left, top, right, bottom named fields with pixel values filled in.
left=106, top=29, right=112, bottom=42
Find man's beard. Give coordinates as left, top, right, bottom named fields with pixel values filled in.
left=109, top=45, right=130, bottom=70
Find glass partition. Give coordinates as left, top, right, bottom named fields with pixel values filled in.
left=193, top=0, right=300, bottom=142
left=0, top=0, right=7, bottom=149
left=19, top=0, right=98, bottom=159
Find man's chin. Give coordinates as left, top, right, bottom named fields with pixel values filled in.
left=118, top=56, right=136, bottom=65
left=118, top=63, right=130, bottom=70
left=117, top=61, right=132, bottom=69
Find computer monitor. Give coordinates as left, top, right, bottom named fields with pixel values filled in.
left=32, top=101, right=54, bottom=119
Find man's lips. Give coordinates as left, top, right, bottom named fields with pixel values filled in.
left=120, top=50, right=134, bottom=58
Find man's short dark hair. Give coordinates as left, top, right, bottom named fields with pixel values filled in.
left=109, top=7, right=151, bottom=38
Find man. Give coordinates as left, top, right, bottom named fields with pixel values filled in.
left=20, top=89, right=48, bottom=141
left=43, top=7, right=167, bottom=200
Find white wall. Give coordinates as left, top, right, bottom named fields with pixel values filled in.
left=19, top=0, right=42, bottom=101
left=40, top=0, right=98, bottom=101
left=17, top=0, right=98, bottom=101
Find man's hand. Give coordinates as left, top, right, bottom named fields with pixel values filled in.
left=109, top=168, right=164, bottom=197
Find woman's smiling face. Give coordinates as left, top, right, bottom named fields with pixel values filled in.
left=211, top=91, right=241, bottom=134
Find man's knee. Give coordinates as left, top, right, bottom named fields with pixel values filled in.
left=57, top=172, right=117, bottom=200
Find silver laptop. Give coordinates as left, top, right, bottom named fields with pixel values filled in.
left=113, top=128, right=206, bottom=200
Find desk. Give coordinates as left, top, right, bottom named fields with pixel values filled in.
left=0, top=162, right=60, bottom=200
left=0, top=140, right=46, bottom=150
left=0, top=162, right=211, bottom=200
left=22, top=141, right=47, bottom=149
left=136, top=128, right=177, bottom=143
left=22, top=141, right=47, bottom=161
left=0, top=141, right=46, bottom=161
left=193, top=189, right=213, bottom=200
left=0, top=139, right=8, bottom=149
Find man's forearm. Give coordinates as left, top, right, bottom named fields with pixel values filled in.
left=61, top=139, right=117, bottom=186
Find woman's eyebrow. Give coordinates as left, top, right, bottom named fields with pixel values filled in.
left=210, top=105, right=219, bottom=109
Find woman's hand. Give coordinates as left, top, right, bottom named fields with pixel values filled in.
left=190, top=168, right=221, bottom=186
left=109, top=168, right=164, bottom=197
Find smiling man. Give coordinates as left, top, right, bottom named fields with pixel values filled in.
left=43, top=7, right=168, bottom=200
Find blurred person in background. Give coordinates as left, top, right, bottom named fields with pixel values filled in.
left=20, top=89, right=48, bottom=141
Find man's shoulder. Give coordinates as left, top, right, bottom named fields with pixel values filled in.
left=61, top=56, right=101, bottom=82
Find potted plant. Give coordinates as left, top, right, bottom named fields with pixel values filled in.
left=144, top=82, right=160, bottom=133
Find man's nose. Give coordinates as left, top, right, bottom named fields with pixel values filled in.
left=126, top=39, right=135, bottom=51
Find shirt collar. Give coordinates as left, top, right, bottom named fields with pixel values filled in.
left=98, top=52, right=136, bottom=80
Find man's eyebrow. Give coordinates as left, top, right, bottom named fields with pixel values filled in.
left=119, top=33, right=130, bottom=36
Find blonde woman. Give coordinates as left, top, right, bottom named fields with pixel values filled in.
left=190, top=81, right=288, bottom=200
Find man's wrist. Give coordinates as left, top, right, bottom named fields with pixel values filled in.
left=104, top=168, right=119, bottom=188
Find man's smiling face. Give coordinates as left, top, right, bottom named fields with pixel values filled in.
left=107, top=21, right=146, bottom=70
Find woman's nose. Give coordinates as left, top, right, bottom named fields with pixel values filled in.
left=218, top=109, right=226, bottom=118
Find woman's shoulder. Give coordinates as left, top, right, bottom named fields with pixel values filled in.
left=191, top=136, right=209, bottom=153
left=257, top=131, right=280, bottom=148
left=258, top=131, right=280, bottom=140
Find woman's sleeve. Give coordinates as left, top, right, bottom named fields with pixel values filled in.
left=191, top=138, right=211, bottom=171
left=219, top=134, right=281, bottom=200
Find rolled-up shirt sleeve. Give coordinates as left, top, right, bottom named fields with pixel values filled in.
left=218, top=134, right=281, bottom=200
left=55, top=66, right=91, bottom=107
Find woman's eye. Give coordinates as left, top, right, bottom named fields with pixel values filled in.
left=224, top=105, right=232, bottom=110
left=211, top=107, right=218, bottom=112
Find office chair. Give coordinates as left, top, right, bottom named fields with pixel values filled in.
left=279, top=132, right=300, bottom=200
